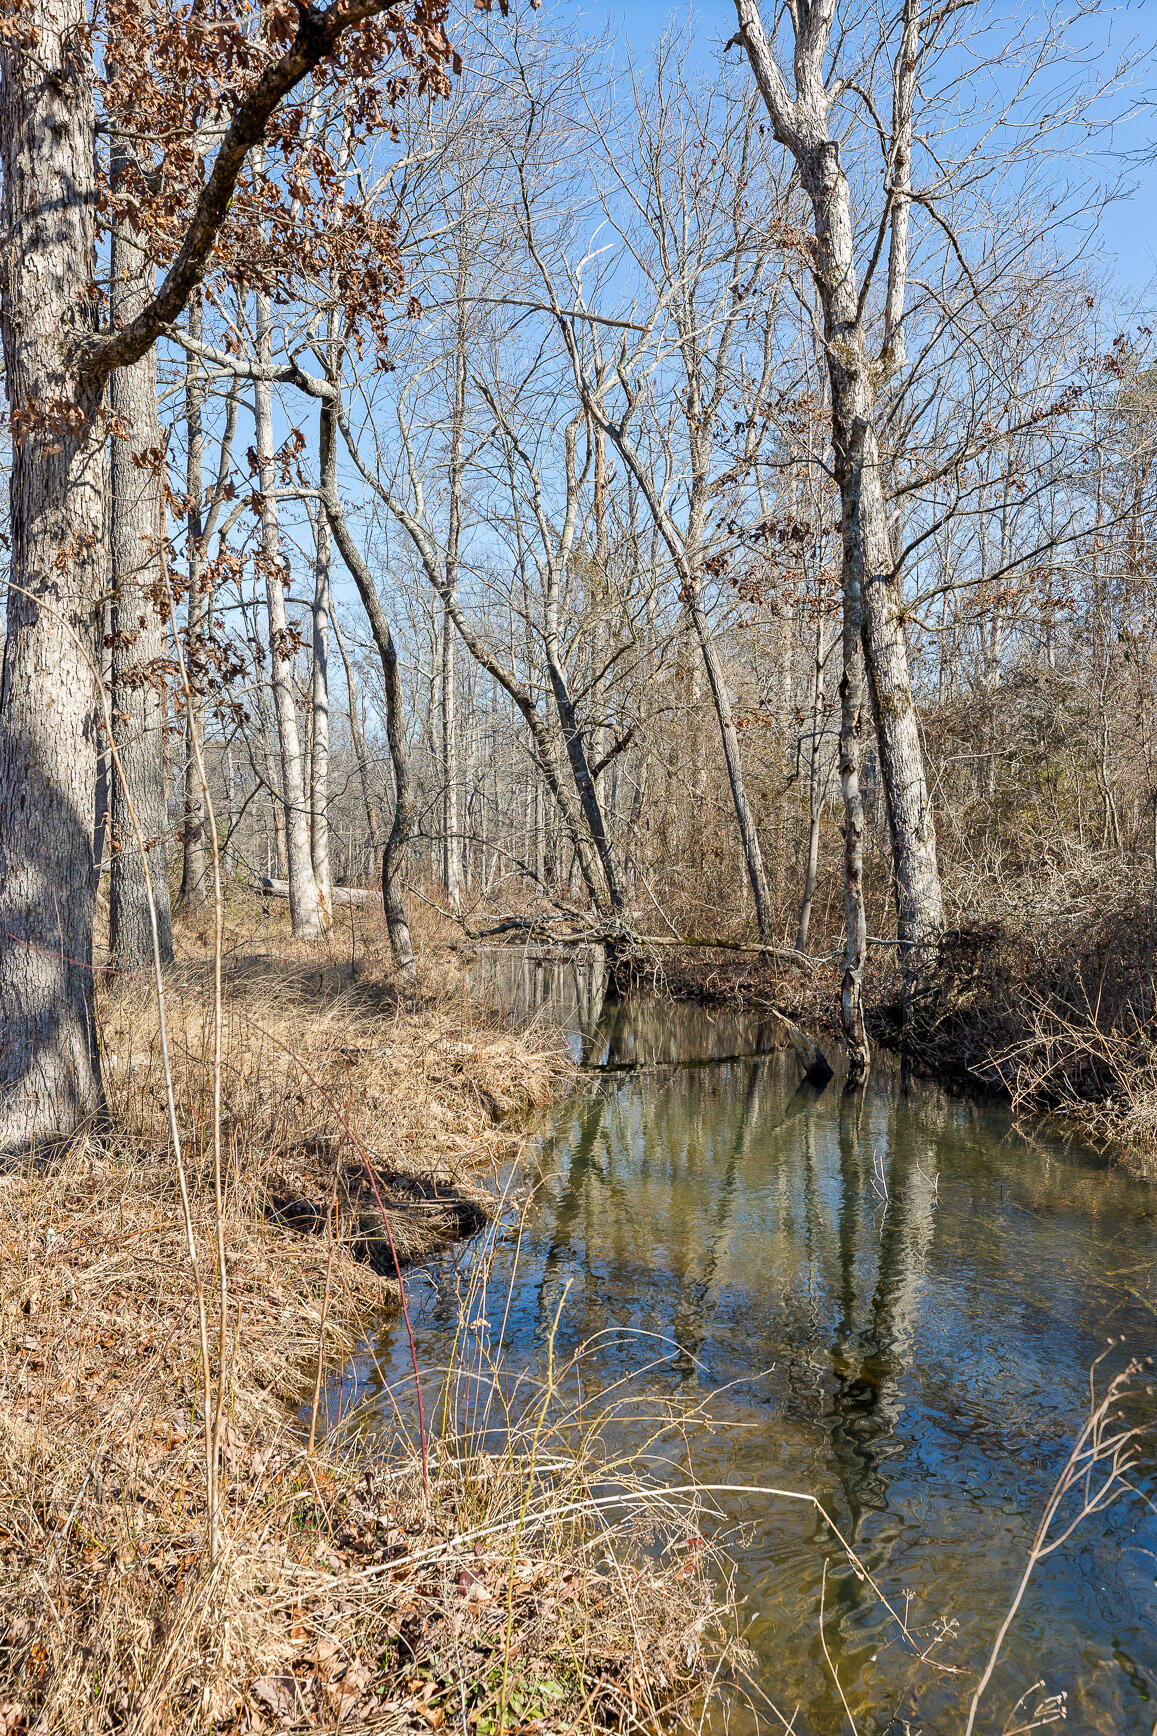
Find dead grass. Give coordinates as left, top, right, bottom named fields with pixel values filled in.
left=892, top=854, right=1157, bottom=1172
left=0, top=900, right=728, bottom=1735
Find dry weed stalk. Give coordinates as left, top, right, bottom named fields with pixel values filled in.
left=964, top=1351, right=1156, bottom=1736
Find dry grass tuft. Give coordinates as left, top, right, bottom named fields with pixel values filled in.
left=0, top=903, right=728, bottom=1734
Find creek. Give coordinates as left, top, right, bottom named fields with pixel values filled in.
left=328, top=955, right=1157, bottom=1734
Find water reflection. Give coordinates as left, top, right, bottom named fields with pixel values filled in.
left=463, top=944, right=609, bottom=1061
left=340, top=977, right=1157, bottom=1734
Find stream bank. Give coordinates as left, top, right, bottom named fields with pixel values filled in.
left=610, top=927, right=1157, bottom=1178
left=345, top=969, right=1157, bottom=1736
left=0, top=906, right=725, bottom=1736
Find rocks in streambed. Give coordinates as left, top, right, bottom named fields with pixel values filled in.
left=266, top=1162, right=492, bottom=1274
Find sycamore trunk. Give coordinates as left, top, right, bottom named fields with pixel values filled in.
left=108, top=207, right=174, bottom=972
left=0, top=0, right=106, bottom=1153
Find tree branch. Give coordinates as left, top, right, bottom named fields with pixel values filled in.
left=76, top=0, right=443, bottom=381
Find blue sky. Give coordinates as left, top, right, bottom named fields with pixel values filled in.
left=580, top=0, right=1157, bottom=303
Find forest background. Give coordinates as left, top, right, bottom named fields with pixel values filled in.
left=3, top=0, right=1157, bottom=1171
left=46, top=0, right=1157, bottom=1149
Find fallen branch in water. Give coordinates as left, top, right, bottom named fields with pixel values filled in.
left=582, top=1048, right=786, bottom=1073
left=435, top=904, right=835, bottom=1082
left=440, top=904, right=828, bottom=974
left=632, top=932, right=831, bottom=972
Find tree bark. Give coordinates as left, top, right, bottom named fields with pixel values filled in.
left=734, top=0, right=944, bottom=991
left=440, top=604, right=462, bottom=910
left=0, top=0, right=107, bottom=1153
left=261, top=699, right=289, bottom=880
left=796, top=615, right=825, bottom=952
left=838, top=582, right=870, bottom=1084
left=94, top=597, right=113, bottom=878
left=851, top=421, right=943, bottom=966
left=178, top=291, right=209, bottom=908
left=254, top=288, right=325, bottom=939
left=542, top=613, right=624, bottom=913
left=441, top=294, right=467, bottom=909
left=0, top=0, right=446, bottom=1153
left=108, top=196, right=174, bottom=973
left=310, top=507, right=334, bottom=925
left=332, top=612, right=380, bottom=858
left=687, top=587, right=776, bottom=942
left=320, top=401, right=415, bottom=974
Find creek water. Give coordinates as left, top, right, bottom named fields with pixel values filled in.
left=332, top=955, right=1157, bottom=1735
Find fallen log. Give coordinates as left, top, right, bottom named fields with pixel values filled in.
left=452, top=912, right=826, bottom=973
left=767, top=1010, right=833, bottom=1085
left=256, top=876, right=377, bottom=907
left=437, top=907, right=835, bottom=1082
left=635, top=933, right=828, bottom=972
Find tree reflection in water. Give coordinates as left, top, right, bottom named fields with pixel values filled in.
left=342, top=968, right=1157, bottom=1736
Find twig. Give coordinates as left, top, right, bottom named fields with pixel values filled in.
left=309, top=1219, right=336, bottom=1455
left=964, top=1354, right=1151, bottom=1736
left=818, top=1557, right=858, bottom=1734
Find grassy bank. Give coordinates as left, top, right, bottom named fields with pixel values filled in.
left=0, top=901, right=726, bottom=1734
left=878, top=851, right=1156, bottom=1175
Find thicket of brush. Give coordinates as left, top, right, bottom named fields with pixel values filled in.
left=0, top=904, right=730, bottom=1734
left=898, top=853, right=1157, bottom=1174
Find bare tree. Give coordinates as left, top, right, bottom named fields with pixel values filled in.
left=0, top=0, right=454, bottom=1153
left=319, top=362, right=416, bottom=972
left=522, top=44, right=789, bottom=943
left=107, top=170, right=174, bottom=972
left=732, top=0, right=944, bottom=991
left=310, top=501, right=335, bottom=918
left=254, top=287, right=328, bottom=939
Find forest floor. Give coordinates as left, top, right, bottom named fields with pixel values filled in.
left=0, top=898, right=726, bottom=1736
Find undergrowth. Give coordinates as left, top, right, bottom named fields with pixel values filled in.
left=0, top=901, right=730, bottom=1734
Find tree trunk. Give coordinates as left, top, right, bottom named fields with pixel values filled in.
left=0, top=0, right=107, bottom=1153
left=850, top=422, right=943, bottom=967
left=254, top=289, right=325, bottom=939
left=440, top=600, right=462, bottom=911
left=735, top=0, right=943, bottom=997
left=108, top=206, right=174, bottom=973
left=333, top=612, right=380, bottom=856
left=381, top=663, right=417, bottom=977
left=310, top=508, right=334, bottom=925
left=321, top=403, right=415, bottom=974
left=806, top=134, right=943, bottom=982
left=687, top=588, right=776, bottom=943
left=432, top=578, right=613, bottom=917
left=94, top=596, right=113, bottom=878
left=796, top=618, right=824, bottom=952
left=1148, top=788, right=1157, bottom=1020
left=178, top=290, right=209, bottom=908
left=542, top=638, right=623, bottom=912
left=441, top=269, right=470, bottom=910
left=224, top=739, right=236, bottom=860
left=569, top=372, right=769, bottom=936
left=263, top=709, right=289, bottom=880
left=838, top=585, right=870, bottom=1084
